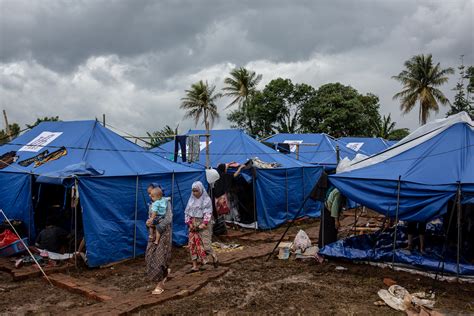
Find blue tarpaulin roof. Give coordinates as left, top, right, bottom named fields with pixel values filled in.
left=152, top=129, right=324, bottom=229
left=330, top=112, right=474, bottom=222
left=264, top=133, right=357, bottom=170
left=0, top=120, right=204, bottom=266
left=338, top=137, right=393, bottom=155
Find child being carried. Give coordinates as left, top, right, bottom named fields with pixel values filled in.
left=148, top=187, right=168, bottom=245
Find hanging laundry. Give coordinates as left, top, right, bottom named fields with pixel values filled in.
left=0, top=151, right=18, bottom=169
left=174, top=135, right=187, bottom=162
left=276, top=143, right=291, bottom=154
left=17, top=150, right=50, bottom=167
left=187, top=135, right=200, bottom=162
left=34, top=146, right=67, bottom=167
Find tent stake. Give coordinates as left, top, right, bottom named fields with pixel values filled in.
left=391, top=175, right=401, bottom=269
left=0, top=209, right=53, bottom=286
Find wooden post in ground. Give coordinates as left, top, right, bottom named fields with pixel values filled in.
left=3, top=110, right=11, bottom=141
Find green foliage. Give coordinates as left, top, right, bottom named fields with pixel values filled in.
left=181, top=80, right=221, bottom=131
left=299, top=83, right=381, bottom=137
left=223, top=67, right=262, bottom=133
left=447, top=62, right=474, bottom=118
left=0, top=123, right=21, bottom=145
left=26, top=116, right=60, bottom=129
left=466, top=66, right=474, bottom=94
left=146, top=125, right=177, bottom=148
left=387, top=128, right=410, bottom=141
left=373, top=114, right=396, bottom=139
left=227, top=78, right=316, bottom=137
left=392, top=54, right=454, bottom=125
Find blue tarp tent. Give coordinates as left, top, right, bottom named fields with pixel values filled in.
left=330, top=112, right=473, bottom=222
left=152, top=129, right=324, bottom=229
left=264, top=133, right=357, bottom=171
left=0, top=120, right=205, bottom=266
left=338, top=137, right=393, bottom=155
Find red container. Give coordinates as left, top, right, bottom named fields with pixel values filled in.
left=0, top=238, right=29, bottom=257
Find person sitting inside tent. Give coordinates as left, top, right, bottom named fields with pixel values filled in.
left=318, top=187, right=346, bottom=248
left=35, top=216, right=68, bottom=253
left=148, top=187, right=168, bottom=245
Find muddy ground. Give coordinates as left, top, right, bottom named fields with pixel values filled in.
left=1, top=219, right=474, bottom=315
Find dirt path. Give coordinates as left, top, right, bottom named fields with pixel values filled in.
left=1, top=218, right=473, bottom=315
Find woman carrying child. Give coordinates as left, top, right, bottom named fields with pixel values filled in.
left=145, top=185, right=172, bottom=295
left=185, top=181, right=218, bottom=273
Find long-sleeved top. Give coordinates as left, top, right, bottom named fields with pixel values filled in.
left=325, top=188, right=342, bottom=219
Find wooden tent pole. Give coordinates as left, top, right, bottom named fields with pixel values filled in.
left=391, top=175, right=401, bottom=269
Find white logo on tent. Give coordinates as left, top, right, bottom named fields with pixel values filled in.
left=19, top=132, right=63, bottom=152
left=345, top=142, right=364, bottom=152
left=283, top=140, right=303, bottom=152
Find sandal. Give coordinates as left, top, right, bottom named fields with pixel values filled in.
left=151, top=287, right=164, bottom=295
left=186, top=267, right=200, bottom=274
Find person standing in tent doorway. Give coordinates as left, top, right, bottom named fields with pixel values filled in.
left=405, top=221, right=427, bottom=254
left=213, top=163, right=245, bottom=223
left=185, top=181, right=218, bottom=273
left=145, top=183, right=172, bottom=295
left=318, top=187, right=346, bottom=248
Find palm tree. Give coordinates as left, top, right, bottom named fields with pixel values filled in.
left=181, top=80, right=221, bottom=167
left=392, top=54, right=454, bottom=125
left=373, top=114, right=396, bottom=139
left=222, top=67, right=262, bottom=133
left=146, top=125, right=178, bottom=148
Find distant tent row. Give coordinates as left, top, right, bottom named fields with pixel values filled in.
left=153, top=129, right=324, bottom=229
left=265, top=133, right=396, bottom=170
left=0, top=121, right=205, bottom=267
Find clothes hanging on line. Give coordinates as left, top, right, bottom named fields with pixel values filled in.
left=17, top=150, right=50, bottom=167
left=276, top=143, right=291, bottom=154
left=187, top=135, right=200, bottom=163
left=174, top=135, right=187, bottom=162
left=0, top=151, right=18, bottom=169
left=34, top=146, right=67, bottom=167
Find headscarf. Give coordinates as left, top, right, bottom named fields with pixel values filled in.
left=185, top=181, right=212, bottom=218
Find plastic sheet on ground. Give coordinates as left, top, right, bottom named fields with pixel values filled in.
left=319, top=225, right=474, bottom=276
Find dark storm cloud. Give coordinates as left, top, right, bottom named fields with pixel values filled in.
left=0, top=0, right=472, bottom=135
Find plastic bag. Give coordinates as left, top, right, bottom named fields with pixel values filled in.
left=0, top=229, right=19, bottom=248
left=293, top=229, right=311, bottom=251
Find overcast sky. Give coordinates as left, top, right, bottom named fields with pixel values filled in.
left=1, top=0, right=473, bottom=137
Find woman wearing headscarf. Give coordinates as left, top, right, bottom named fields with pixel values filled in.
left=185, top=181, right=218, bottom=273
left=145, top=184, right=172, bottom=295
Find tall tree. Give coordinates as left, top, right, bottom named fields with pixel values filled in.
left=447, top=58, right=473, bottom=117
left=392, top=54, right=454, bottom=125
left=222, top=67, right=262, bottom=134
left=26, top=116, right=60, bottom=129
left=227, top=78, right=316, bottom=138
left=146, top=125, right=178, bottom=148
left=181, top=80, right=221, bottom=166
left=300, top=83, right=381, bottom=137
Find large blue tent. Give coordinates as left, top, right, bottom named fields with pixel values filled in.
left=152, top=129, right=324, bottom=229
left=0, top=120, right=205, bottom=266
left=338, top=137, right=393, bottom=156
left=330, top=112, right=474, bottom=222
left=264, top=133, right=357, bottom=171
